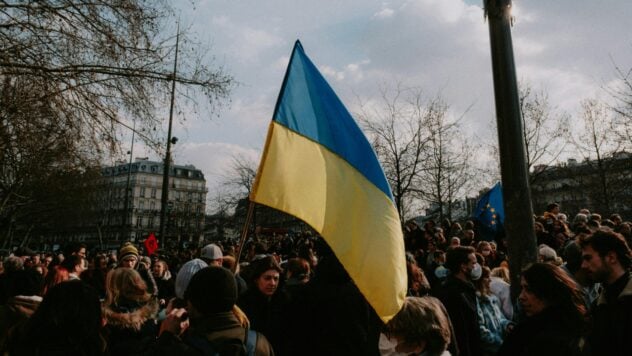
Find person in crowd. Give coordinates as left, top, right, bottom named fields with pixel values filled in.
left=60, top=254, right=85, bottom=280
left=174, top=258, right=208, bottom=301
left=406, top=260, right=431, bottom=297
left=238, top=256, right=288, bottom=355
left=223, top=255, right=248, bottom=296
left=64, top=242, right=87, bottom=260
left=102, top=267, right=159, bottom=356
left=535, top=221, right=558, bottom=250
left=474, top=267, right=512, bottom=355
left=571, top=215, right=589, bottom=236
left=543, top=203, right=560, bottom=221
left=5, top=280, right=105, bottom=356
left=551, top=219, right=572, bottom=250
left=538, top=244, right=563, bottom=266
left=82, top=254, right=109, bottom=299
left=0, top=269, right=43, bottom=352
left=152, top=259, right=175, bottom=308
left=615, top=221, right=632, bottom=247
left=476, top=241, right=496, bottom=267
left=0, top=257, right=24, bottom=304
left=200, top=243, right=223, bottom=267
left=434, top=246, right=481, bottom=356
left=157, top=266, right=275, bottom=355
left=284, top=257, right=310, bottom=290
left=381, top=296, right=452, bottom=356
left=429, top=251, right=448, bottom=289
left=579, top=228, right=632, bottom=355
left=295, top=241, right=382, bottom=356
left=489, top=267, right=513, bottom=320
left=461, top=229, right=475, bottom=247
left=498, top=263, right=586, bottom=356
left=41, top=265, right=70, bottom=296
left=587, top=219, right=601, bottom=233
left=118, top=242, right=158, bottom=296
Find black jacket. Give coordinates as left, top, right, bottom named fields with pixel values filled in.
left=587, top=272, right=632, bottom=356
left=498, top=306, right=583, bottom=356
left=435, top=275, right=481, bottom=356
left=156, top=311, right=274, bottom=356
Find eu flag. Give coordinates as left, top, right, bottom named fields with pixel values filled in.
left=472, top=182, right=504, bottom=239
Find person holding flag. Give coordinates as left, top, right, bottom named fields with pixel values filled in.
left=245, top=40, right=407, bottom=353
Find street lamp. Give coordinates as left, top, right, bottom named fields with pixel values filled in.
left=159, top=25, right=180, bottom=243
left=123, top=121, right=135, bottom=240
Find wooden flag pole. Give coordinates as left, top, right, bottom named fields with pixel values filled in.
left=236, top=200, right=256, bottom=265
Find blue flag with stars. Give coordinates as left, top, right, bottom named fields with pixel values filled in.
left=473, top=182, right=504, bottom=237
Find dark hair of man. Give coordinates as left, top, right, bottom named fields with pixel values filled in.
left=546, top=203, right=559, bottom=212
left=445, top=246, right=476, bottom=274
left=522, top=263, right=585, bottom=326
left=579, top=228, right=632, bottom=269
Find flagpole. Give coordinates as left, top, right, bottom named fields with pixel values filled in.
left=236, top=200, right=256, bottom=265
left=485, top=0, right=537, bottom=299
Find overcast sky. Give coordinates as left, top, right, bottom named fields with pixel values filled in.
left=129, top=0, right=632, bottom=202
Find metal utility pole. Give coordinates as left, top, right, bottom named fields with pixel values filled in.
left=123, top=121, right=136, bottom=240
left=485, top=0, right=537, bottom=298
left=159, top=24, right=180, bottom=243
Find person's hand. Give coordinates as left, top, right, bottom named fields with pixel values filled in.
left=159, top=308, right=189, bottom=337
left=505, top=323, right=515, bottom=334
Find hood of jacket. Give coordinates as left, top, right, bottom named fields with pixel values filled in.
left=103, top=299, right=158, bottom=331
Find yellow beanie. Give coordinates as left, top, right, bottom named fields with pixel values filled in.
left=119, top=243, right=139, bottom=261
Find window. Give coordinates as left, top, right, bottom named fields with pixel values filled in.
left=136, top=216, right=143, bottom=228
left=151, top=188, right=157, bottom=198
left=140, top=187, right=146, bottom=197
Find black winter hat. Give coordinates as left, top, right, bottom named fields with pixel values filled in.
left=184, top=266, right=237, bottom=316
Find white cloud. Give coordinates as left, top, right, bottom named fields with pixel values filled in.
left=374, top=7, right=395, bottom=19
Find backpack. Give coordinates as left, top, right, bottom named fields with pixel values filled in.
left=184, top=329, right=257, bottom=356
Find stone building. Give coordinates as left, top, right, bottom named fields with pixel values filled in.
left=98, top=158, right=207, bottom=246
left=530, top=152, right=632, bottom=220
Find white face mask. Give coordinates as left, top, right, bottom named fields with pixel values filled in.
left=470, top=263, right=482, bottom=281
left=481, top=250, right=491, bottom=257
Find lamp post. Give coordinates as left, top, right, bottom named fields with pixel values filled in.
left=485, top=0, right=537, bottom=298
left=159, top=25, right=180, bottom=243
left=123, top=121, right=135, bottom=241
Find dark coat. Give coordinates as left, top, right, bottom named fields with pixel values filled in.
left=237, top=287, right=288, bottom=355
left=497, top=306, right=583, bottom=356
left=587, top=273, right=632, bottom=356
left=435, top=275, right=481, bottom=356
left=155, top=311, right=274, bottom=356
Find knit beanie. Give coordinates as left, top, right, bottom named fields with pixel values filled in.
left=119, top=243, right=139, bottom=261
left=185, top=266, right=237, bottom=316
left=175, top=258, right=208, bottom=299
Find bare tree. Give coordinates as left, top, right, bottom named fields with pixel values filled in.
left=519, top=83, right=570, bottom=183
left=357, top=83, right=430, bottom=222
left=570, top=98, right=625, bottom=215
left=0, top=1, right=233, bottom=243
left=214, top=154, right=259, bottom=213
left=415, top=98, right=476, bottom=222
left=607, top=62, right=632, bottom=151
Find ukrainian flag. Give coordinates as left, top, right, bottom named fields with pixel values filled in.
left=251, top=41, right=406, bottom=322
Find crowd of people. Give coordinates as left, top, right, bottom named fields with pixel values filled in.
left=0, top=204, right=630, bottom=356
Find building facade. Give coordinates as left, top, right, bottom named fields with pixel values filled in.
left=530, top=152, right=632, bottom=220
left=98, top=158, right=207, bottom=246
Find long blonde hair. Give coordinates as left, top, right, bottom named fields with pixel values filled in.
left=105, top=267, right=150, bottom=306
